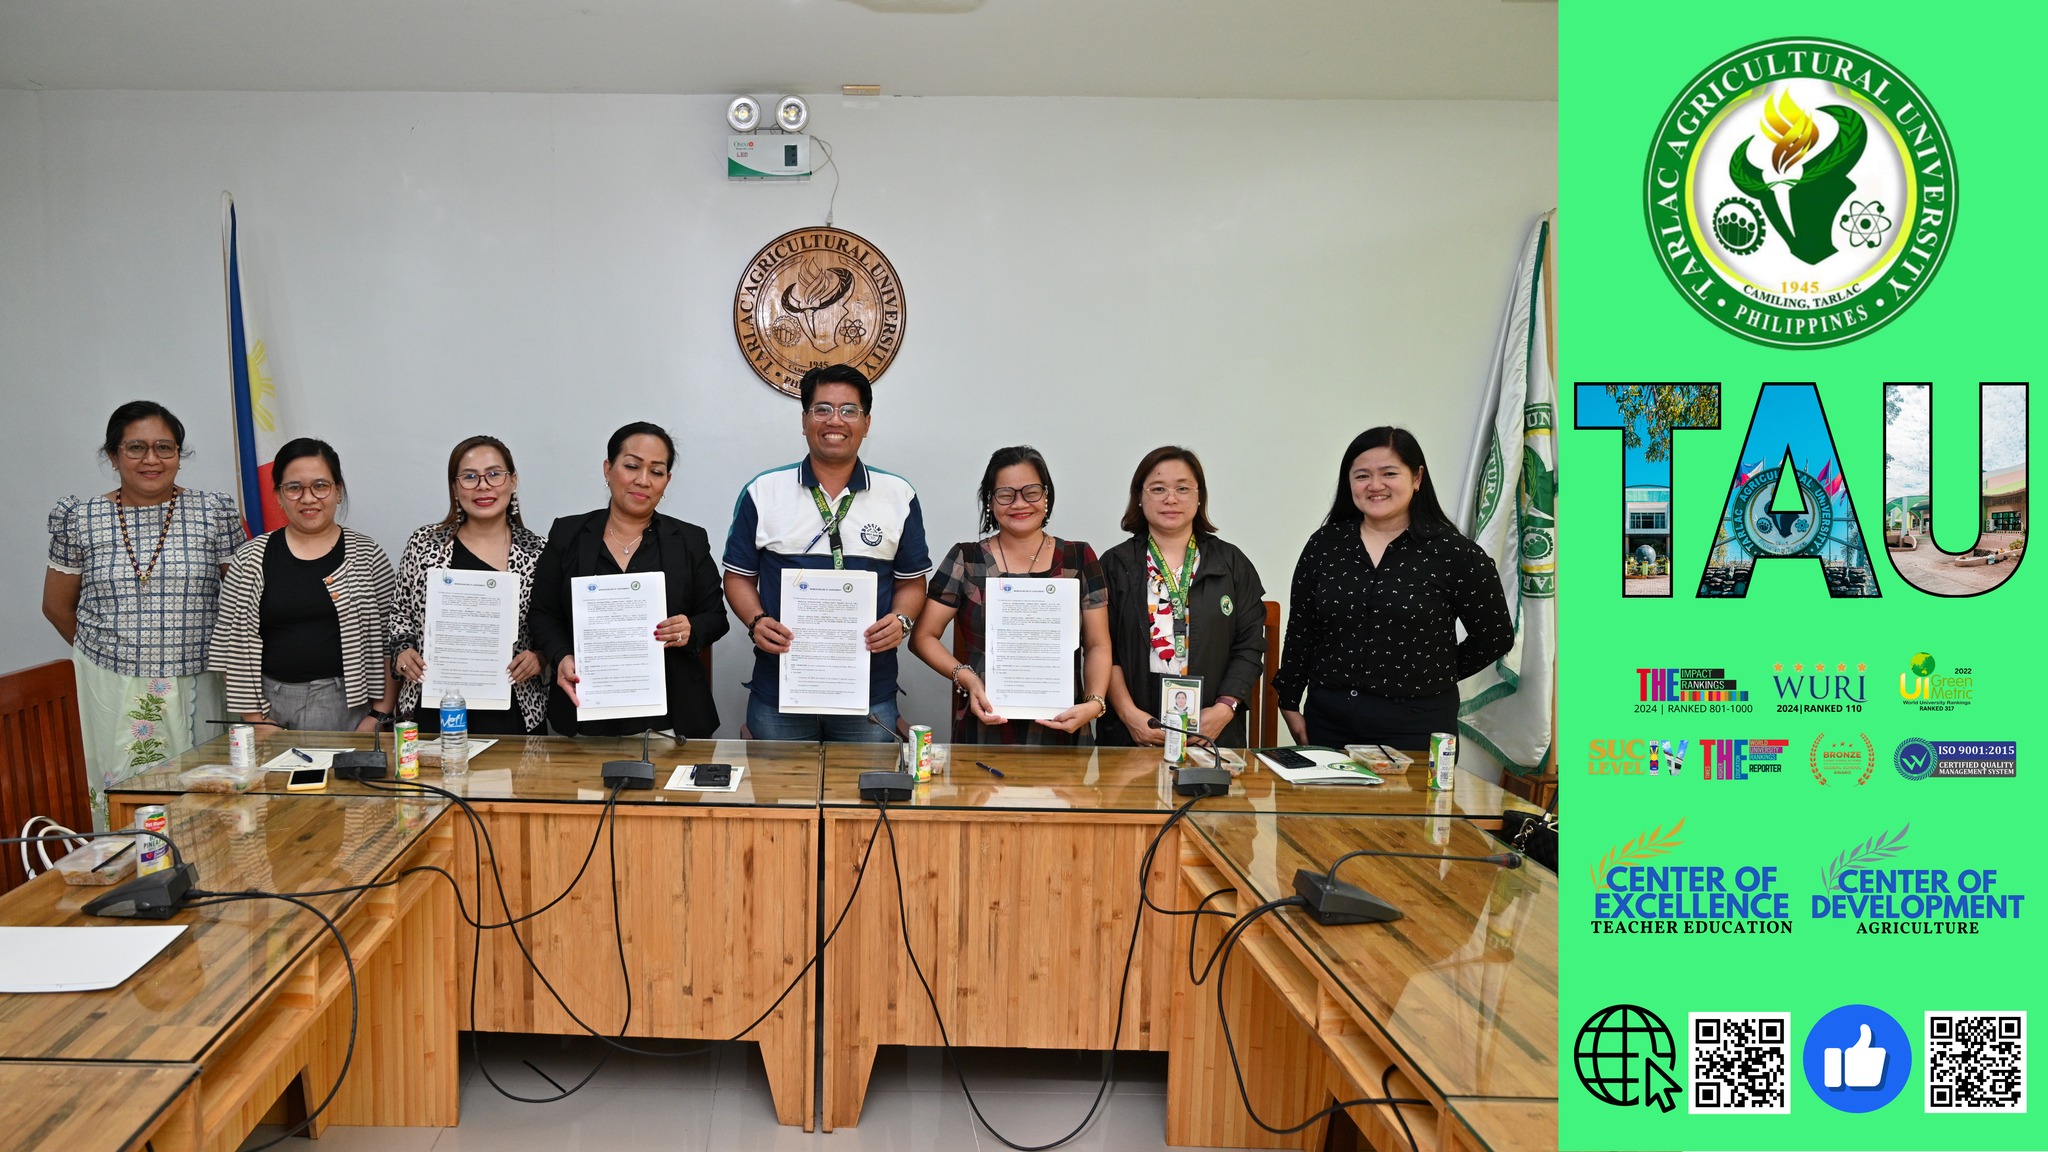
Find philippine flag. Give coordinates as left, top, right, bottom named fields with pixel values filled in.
left=223, top=193, right=285, bottom=536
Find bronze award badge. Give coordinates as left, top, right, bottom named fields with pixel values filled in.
left=733, top=226, right=906, bottom=398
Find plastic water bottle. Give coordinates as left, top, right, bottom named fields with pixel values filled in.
left=439, top=690, right=469, bottom=776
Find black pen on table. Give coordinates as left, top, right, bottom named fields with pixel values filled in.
left=974, top=760, right=1005, bottom=779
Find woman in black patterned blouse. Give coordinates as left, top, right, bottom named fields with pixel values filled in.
left=1272, top=427, right=1513, bottom=750
left=390, top=436, right=549, bottom=735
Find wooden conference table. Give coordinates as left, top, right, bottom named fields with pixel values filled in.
left=106, top=733, right=1547, bottom=1141
left=814, top=741, right=1543, bottom=1131
left=1173, top=812, right=1559, bottom=1152
left=112, top=733, right=825, bottom=1130
left=0, top=790, right=456, bottom=1152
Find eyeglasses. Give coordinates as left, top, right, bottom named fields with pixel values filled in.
left=457, top=468, right=513, bottom=489
left=992, top=484, right=1047, bottom=506
left=279, top=479, right=336, bottom=500
left=121, top=440, right=181, bottom=460
left=807, top=403, right=867, bottom=421
left=1144, top=484, right=1198, bottom=501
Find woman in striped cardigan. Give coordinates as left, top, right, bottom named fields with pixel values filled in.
left=208, top=438, right=397, bottom=733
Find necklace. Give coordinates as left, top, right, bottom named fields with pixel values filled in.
left=995, top=531, right=1049, bottom=575
left=114, top=487, right=179, bottom=587
left=605, top=520, right=646, bottom=562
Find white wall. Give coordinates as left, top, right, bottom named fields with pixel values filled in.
left=0, top=89, right=1556, bottom=748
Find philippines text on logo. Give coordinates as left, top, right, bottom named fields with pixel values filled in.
left=1643, top=38, right=1954, bottom=348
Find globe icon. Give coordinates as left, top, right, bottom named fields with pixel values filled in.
left=1910, top=652, right=1936, bottom=677
left=1574, top=1004, right=1675, bottom=1107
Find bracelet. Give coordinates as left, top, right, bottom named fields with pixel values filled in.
left=950, top=664, right=972, bottom=694
left=746, top=612, right=767, bottom=640
left=1217, top=695, right=1242, bottom=714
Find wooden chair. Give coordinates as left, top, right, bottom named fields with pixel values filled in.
left=0, top=660, right=93, bottom=894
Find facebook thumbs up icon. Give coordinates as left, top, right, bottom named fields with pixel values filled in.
left=1805, top=1006, right=1910, bottom=1113
left=1824, top=1024, right=1886, bottom=1088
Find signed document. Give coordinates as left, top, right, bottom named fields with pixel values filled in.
left=422, top=568, right=521, bottom=710
left=984, top=577, right=1080, bottom=720
left=778, top=569, right=875, bottom=715
left=571, top=572, right=667, bottom=721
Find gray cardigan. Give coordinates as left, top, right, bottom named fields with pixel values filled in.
left=208, top=527, right=397, bottom=715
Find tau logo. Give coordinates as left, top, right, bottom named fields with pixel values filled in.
left=1644, top=37, right=1955, bottom=348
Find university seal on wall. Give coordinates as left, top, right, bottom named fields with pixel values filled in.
left=733, top=227, right=906, bottom=398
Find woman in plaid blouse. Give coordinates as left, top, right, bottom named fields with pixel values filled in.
left=909, top=446, right=1112, bottom=745
left=44, top=401, right=245, bottom=825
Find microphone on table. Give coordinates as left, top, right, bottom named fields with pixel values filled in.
left=332, top=714, right=389, bottom=780
left=4, top=827, right=199, bottom=920
left=1293, top=846, right=1525, bottom=926
left=601, top=728, right=657, bottom=790
left=858, top=713, right=916, bottom=803
left=1150, top=717, right=1233, bottom=798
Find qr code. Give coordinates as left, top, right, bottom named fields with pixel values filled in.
left=1688, top=1012, right=1789, bottom=1113
left=1926, top=1012, right=2026, bottom=1113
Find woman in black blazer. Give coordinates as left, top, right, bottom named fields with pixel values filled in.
left=1099, top=446, right=1267, bottom=748
left=528, top=422, right=730, bottom=737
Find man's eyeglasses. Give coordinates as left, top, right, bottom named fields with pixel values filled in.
left=120, top=441, right=181, bottom=460
left=457, top=468, right=513, bottom=489
left=807, top=403, right=867, bottom=421
left=993, top=484, right=1047, bottom=506
left=1144, top=484, right=1198, bottom=501
left=280, top=479, right=337, bottom=500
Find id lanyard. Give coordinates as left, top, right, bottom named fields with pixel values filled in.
left=809, top=487, right=856, bottom=570
left=1147, top=535, right=1200, bottom=663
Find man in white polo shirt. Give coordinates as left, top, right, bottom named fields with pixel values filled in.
left=723, top=365, right=932, bottom=741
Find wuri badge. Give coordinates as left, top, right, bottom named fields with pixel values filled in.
left=1644, top=38, right=1954, bottom=347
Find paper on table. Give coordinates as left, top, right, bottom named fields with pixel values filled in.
left=778, top=569, right=875, bottom=715
left=1257, top=749, right=1385, bottom=786
left=984, top=577, right=1080, bottom=720
left=0, top=926, right=187, bottom=992
left=260, top=747, right=350, bottom=771
left=571, top=572, right=668, bottom=721
left=422, top=568, right=521, bottom=711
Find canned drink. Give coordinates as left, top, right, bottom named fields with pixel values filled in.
left=1429, top=732, right=1458, bottom=790
left=229, top=724, right=257, bottom=769
left=907, top=725, right=934, bottom=782
left=394, top=721, right=420, bottom=780
left=135, top=804, right=171, bottom=876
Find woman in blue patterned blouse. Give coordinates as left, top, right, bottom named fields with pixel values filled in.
left=43, top=401, right=246, bottom=826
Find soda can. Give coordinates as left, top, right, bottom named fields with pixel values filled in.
left=135, top=803, right=171, bottom=876
left=908, top=725, right=934, bottom=782
left=394, top=721, right=420, bottom=780
left=229, top=724, right=257, bottom=769
left=1428, top=732, right=1458, bottom=791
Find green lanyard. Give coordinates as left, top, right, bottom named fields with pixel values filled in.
left=810, top=487, right=856, bottom=570
left=1147, top=535, right=1200, bottom=657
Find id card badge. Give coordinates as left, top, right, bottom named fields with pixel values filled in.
left=1159, top=676, right=1203, bottom=765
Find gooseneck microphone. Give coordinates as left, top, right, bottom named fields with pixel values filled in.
left=1150, top=717, right=1232, bottom=797
left=1293, top=846, right=1524, bottom=926
left=858, top=713, right=915, bottom=802
left=4, top=827, right=199, bottom=919
left=600, top=728, right=657, bottom=790
left=333, top=714, right=390, bottom=779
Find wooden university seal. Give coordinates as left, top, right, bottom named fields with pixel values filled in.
left=733, top=226, right=906, bottom=398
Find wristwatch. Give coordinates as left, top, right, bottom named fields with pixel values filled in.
left=367, top=708, right=395, bottom=725
left=1217, top=696, right=1243, bottom=714
left=1085, top=694, right=1108, bottom=719
left=895, top=613, right=916, bottom=644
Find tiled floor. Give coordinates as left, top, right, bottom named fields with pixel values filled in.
left=238, top=1034, right=1264, bottom=1150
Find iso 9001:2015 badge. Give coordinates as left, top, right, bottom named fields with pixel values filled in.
left=1643, top=37, right=1955, bottom=348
